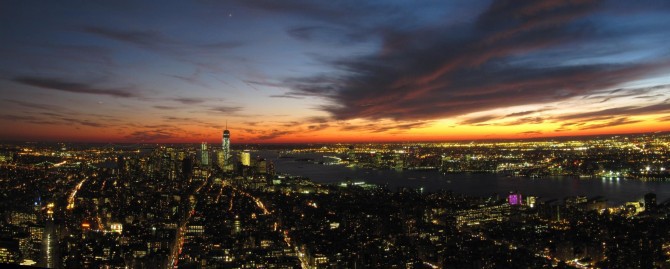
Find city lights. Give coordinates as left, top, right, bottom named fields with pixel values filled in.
left=1, top=0, right=670, bottom=268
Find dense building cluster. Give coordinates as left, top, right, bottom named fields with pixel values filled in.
left=0, top=132, right=669, bottom=268
left=316, top=133, right=670, bottom=180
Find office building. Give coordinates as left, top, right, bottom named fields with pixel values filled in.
left=240, top=150, right=251, bottom=167
left=223, top=127, right=231, bottom=170
left=199, top=142, right=209, bottom=166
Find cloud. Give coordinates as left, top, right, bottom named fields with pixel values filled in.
left=635, top=94, right=666, bottom=99
left=0, top=112, right=105, bottom=128
left=281, top=121, right=301, bottom=127
left=60, top=117, right=106, bottom=127
left=13, top=76, right=139, bottom=98
left=556, top=102, right=670, bottom=121
left=244, top=80, right=287, bottom=88
left=287, top=25, right=365, bottom=45
left=505, top=109, right=549, bottom=117
left=3, top=99, right=69, bottom=112
left=172, top=97, right=206, bottom=104
left=142, top=124, right=173, bottom=129
left=2, top=99, right=119, bottom=128
left=261, top=0, right=670, bottom=123
left=243, top=121, right=260, bottom=127
left=37, top=44, right=116, bottom=67
left=232, top=0, right=455, bottom=31
left=308, top=116, right=330, bottom=123
left=307, top=123, right=330, bottom=131
left=165, top=68, right=215, bottom=89
left=153, top=105, right=179, bottom=110
left=81, top=26, right=242, bottom=76
left=245, top=80, right=311, bottom=99
left=0, top=114, right=58, bottom=125
left=163, top=116, right=195, bottom=121
left=370, top=121, right=432, bottom=133
left=339, top=120, right=432, bottom=133
left=583, top=84, right=669, bottom=102
left=460, top=115, right=499, bottom=125
left=163, top=116, right=202, bottom=123
left=82, top=26, right=241, bottom=55
left=209, top=106, right=242, bottom=114
left=125, top=130, right=176, bottom=141
left=269, top=94, right=305, bottom=99
left=243, top=117, right=431, bottom=141
left=160, top=116, right=222, bottom=130
left=232, top=1, right=367, bottom=23
left=578, top=117, right=642, bottom=130
left=502, top=116, right=545, bottom=126
left=256, top=129, right=295, bottom=140
left=83, top=27, right=171, bottom=47
left=121, top=123, right=188, bottom=142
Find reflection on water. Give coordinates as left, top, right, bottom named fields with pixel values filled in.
left=257, top=150, right=670, bottom=205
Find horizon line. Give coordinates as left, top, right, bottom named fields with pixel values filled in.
left=1, top=130, right=668, bottom=146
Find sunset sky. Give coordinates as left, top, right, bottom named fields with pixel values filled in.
left=1, top=0, right=670, bottom=143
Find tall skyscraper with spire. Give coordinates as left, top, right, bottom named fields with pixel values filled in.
left=222, top=123, right=231, bottom=170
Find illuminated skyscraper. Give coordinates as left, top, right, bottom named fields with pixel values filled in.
left=240, top=150, right=251, bottom=166
left=222, top=126, right=231, bottom=170
left=508, top=193, right=522, bottom=206
left=199, top=142, right=209, bottom=166
left=216, top=150, right=226, bottom=170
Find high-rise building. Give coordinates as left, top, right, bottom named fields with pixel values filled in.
left=256, top=158, right=267, bottom=174
left=508, top=193, right=522, bottom=206
left=222, top=127, right=231, bottom=169
left=233, top=216, right=241, bottom=234
left=240, top=150, right=251, bottom=166
left=216, top=150, right=226, bottom=170
left=525, top=196, right=537, bottom=208
left=199, top=142, right=209, bottom=166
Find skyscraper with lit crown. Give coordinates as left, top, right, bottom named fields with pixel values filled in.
left=240, top=150, right=251, bottom=166
left=222, top=124, right=231, bottom=170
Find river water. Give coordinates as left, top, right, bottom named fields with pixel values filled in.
left=256, top=151, right=670, bottom=205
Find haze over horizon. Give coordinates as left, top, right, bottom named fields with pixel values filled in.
left=2, top=0, right=670, bottom=143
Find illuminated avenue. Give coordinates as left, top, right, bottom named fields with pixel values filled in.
left=2, top=2, right=670, bottom=267
left=0, top=131, right=669, bottom=268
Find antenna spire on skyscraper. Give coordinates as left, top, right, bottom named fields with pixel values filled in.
left=222, top=123, right=231, bottom=171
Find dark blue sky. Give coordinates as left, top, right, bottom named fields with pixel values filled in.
left=1, top=0, right=670, bottom=142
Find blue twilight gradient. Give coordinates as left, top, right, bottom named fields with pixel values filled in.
left=1, top=0, right=670, bottom=142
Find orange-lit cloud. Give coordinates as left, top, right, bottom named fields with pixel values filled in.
left=1, top=0, right=670, bottom=143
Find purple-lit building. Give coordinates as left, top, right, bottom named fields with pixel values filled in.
left=508, top=193, right=522, bottom=206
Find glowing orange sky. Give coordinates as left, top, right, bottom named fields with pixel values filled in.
left=2, top=1, right=670, bottom=143
left=2, top=107, right=668, bottom=144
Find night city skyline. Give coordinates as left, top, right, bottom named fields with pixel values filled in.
left=2, top=2, right=670, bottom=268
left=2, top=0, right=670, bottom=143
